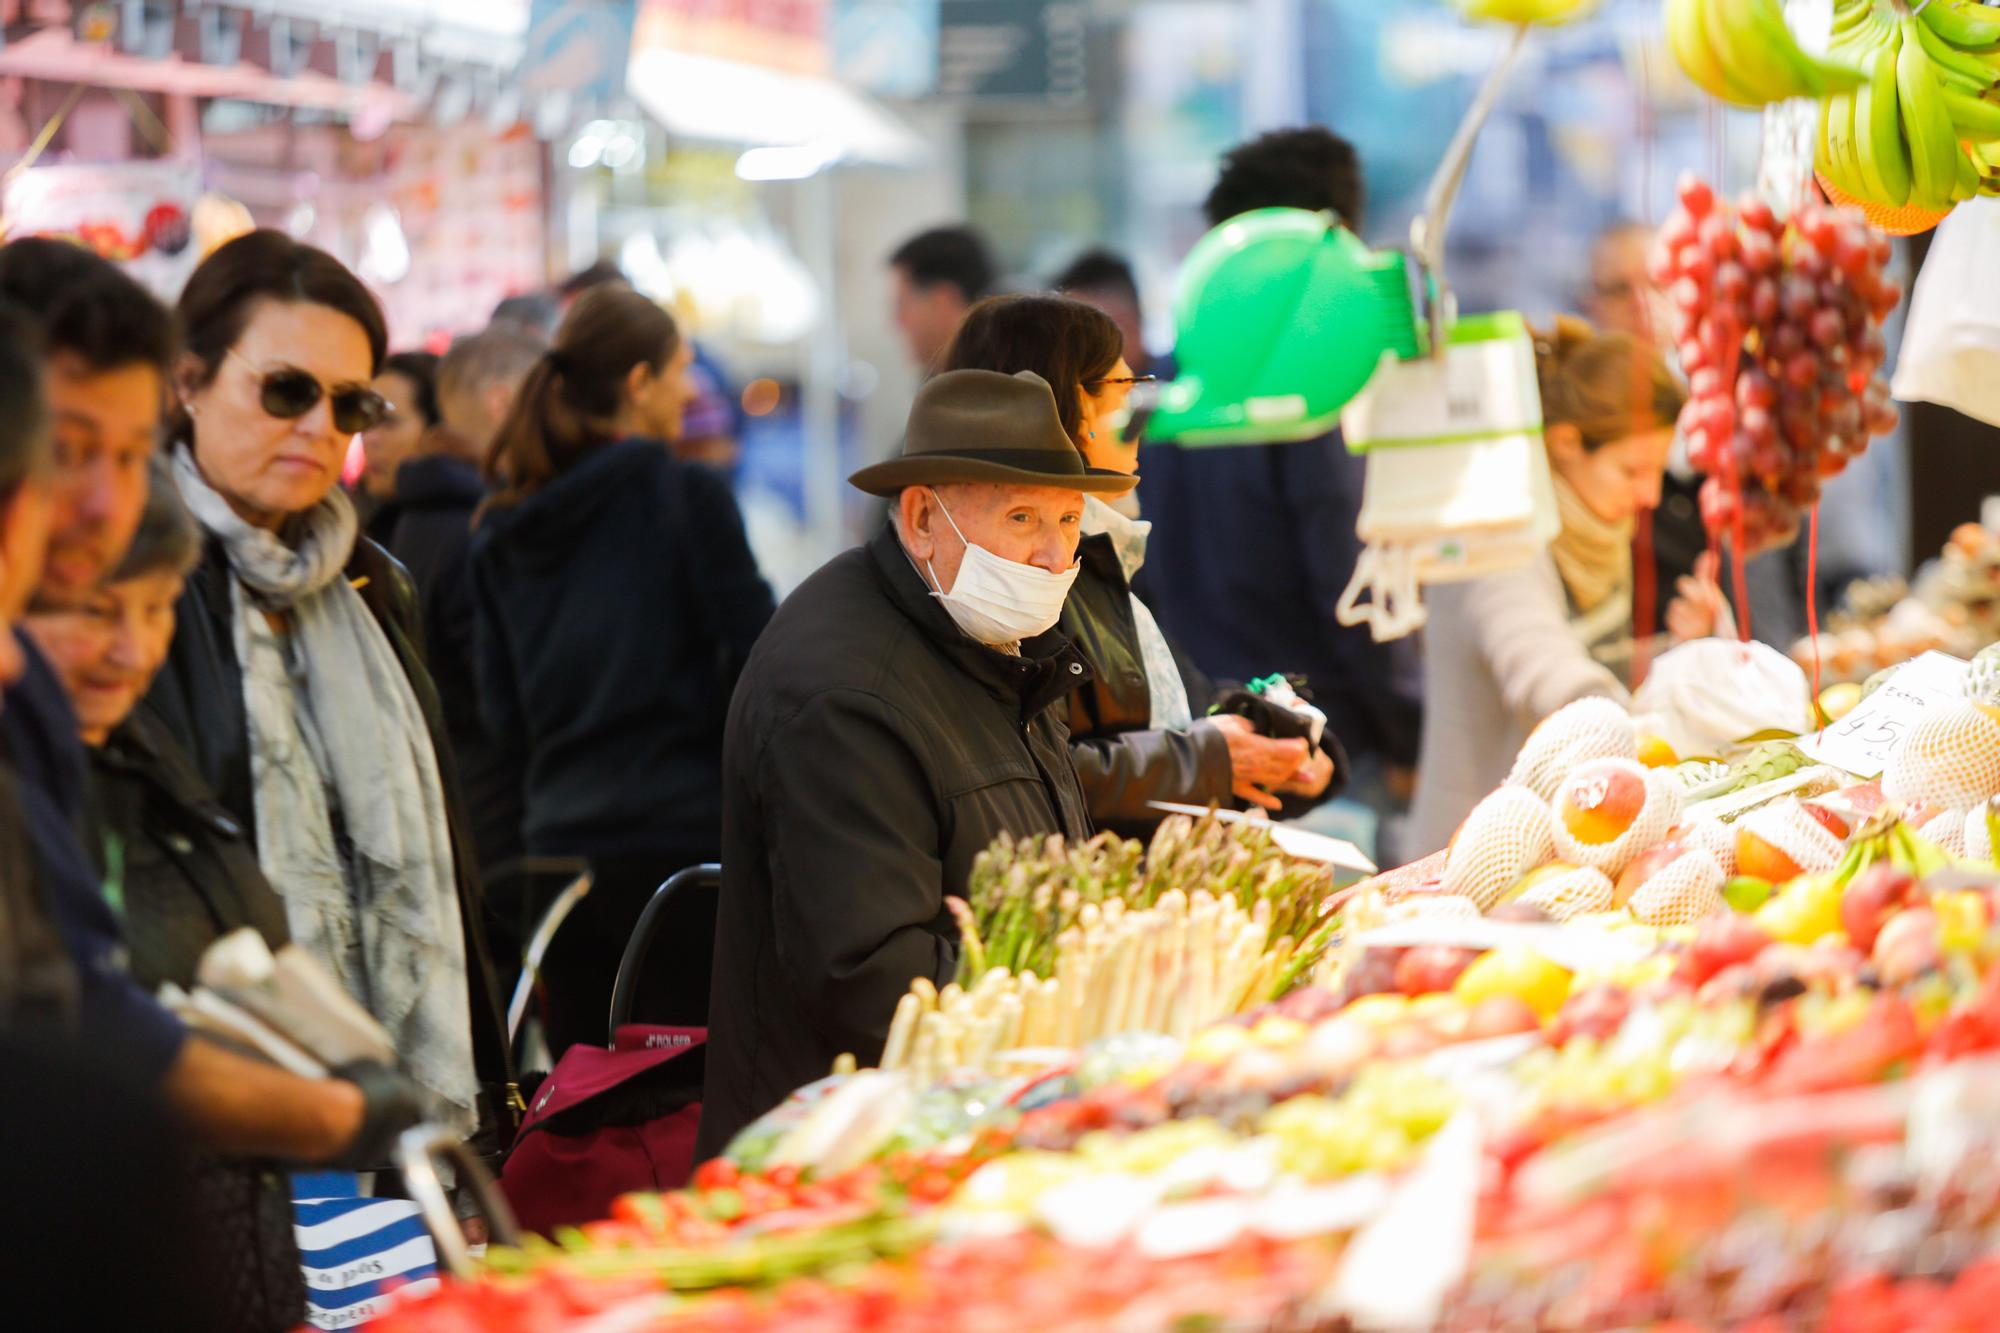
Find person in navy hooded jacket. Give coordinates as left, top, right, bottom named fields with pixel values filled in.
left=471, top=285, right=775, bottom=1056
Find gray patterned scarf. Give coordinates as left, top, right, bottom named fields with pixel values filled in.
left=171, top=447, right=476, bottom=1131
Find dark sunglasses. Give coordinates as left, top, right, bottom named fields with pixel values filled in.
left=230, top=350, right=390, bottom=433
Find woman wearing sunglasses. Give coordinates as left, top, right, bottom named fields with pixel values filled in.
left=145, top=230, right=510, bottom=1153
left=941, top=294, right=1339, bottom=836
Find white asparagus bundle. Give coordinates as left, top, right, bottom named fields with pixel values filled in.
left=872, top=888, right=1305, bottom=1080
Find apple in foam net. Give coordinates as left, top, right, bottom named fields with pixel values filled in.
left=1615, top=840, right=1690, bottom=907
left=1736, top=827, right=1806, bottom=885
left=1557, top=760, right=1649, bottom=846
left=1802, top=802, right=1851, bottom=841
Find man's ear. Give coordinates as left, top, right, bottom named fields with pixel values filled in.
left=482, top=379, right=515, bottom=430
left=898, top=486, right=935, bottom=561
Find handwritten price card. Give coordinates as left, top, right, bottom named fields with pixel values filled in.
left=1796, top=651, right=1971, bottom=779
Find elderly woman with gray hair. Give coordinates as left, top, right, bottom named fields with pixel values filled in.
left=26, top=461, right=304, bottom=1332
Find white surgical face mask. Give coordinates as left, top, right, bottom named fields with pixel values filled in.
left=923, top=488, right=1079, bottom=646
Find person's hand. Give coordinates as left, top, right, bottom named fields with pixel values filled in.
left=1385, top=764, right=1418, bottom=805
left=326, top=1060, right=425, bottom=1171
left=1275, top=747, right=1336, bottom=799
left=1666, top=551, right=1732, bottom=643
left=1208, top=713, right=1309, bottom=811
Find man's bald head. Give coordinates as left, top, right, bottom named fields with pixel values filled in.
left=437, top=325, right=547, bottom=457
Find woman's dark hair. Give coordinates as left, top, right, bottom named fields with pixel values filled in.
left=483, top=285, right=679, bottom=510
left=1533, top=315, right=1686, bottom=452
left=380, top=351, right=441, bottom=428
left=940, top=294, right=1123, bottom=446
left=109, top=457, right=200, bottom=582
left=171, top=230, right=388, bottom=442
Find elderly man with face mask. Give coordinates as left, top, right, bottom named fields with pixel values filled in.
left=698, top=370, right=1129, bottom=1157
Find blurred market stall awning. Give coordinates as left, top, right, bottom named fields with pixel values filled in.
left=0, top=25, right=420, bottom=119
left=625, top=46, right=929, bottom=168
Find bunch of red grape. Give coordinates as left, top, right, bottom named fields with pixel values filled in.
left=1649, top=173, right=1902, bottom=558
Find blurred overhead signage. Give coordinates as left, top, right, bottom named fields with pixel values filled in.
left=522, top=0, right=639, bottom=107
left=830, top=0, right=938, bottom=99
left=936, top=0, right=1085, bottom=104
left=631, top=0, right=829, bottom=75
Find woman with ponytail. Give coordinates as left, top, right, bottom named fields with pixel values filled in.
left=471, top=285, right=774, bottom=1054
left=1408, top=316, right=1727, bottom=853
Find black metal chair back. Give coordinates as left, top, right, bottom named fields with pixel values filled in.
left=608, top=863, right=721, bottom=1040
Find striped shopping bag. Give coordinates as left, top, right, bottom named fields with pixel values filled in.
left=292, top=1171, right=440, bottom=1330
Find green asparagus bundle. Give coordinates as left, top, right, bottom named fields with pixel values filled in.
left=957, top=814, right=1337, bottom=986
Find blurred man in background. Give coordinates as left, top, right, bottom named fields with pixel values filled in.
left=1053, top=247, right=1173, bottom=381
left=889, top=225, right=995, bottom=373
left=1133, top=127, right=1422, bottom=860
left=411, top=325, right=547, bottom=894
left=1582, top=220, right=1666, bottom=345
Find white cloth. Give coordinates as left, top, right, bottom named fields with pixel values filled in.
left=172, top=447, right=477, bottom=1131
left=1082, top=496, right=1192, bottom=731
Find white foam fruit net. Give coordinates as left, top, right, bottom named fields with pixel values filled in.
left=1881, top=703, right=2000, bottom=815
left=1919, top=809, right=1969, bottom=860
left=1380, top=895, right=1486, bottom=925
left=1515, top=866, right=1616, bottom=923
left=1548, top=762, right=1685, bottom=877
left=1967, top=803, right=1995, bottom=864
left=1441, top=786, right=1555, bottom=910
left=1679, top=816, right=1739, bottom=879
left=1507, top=697, right=1639, bottom=802
left=1965, top=643, right=2000, bottom=709
left=1627, top=849, right=1728, bottom=928
left=1737, top=798, right=1845, bottom=876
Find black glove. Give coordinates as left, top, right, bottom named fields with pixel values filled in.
left=327, top=1060, right=425, bottom=1171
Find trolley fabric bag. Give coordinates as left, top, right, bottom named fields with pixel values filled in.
left=292, top=1170, right=439, bottom=1329
left=498, top=1024, right=706, bottom=1237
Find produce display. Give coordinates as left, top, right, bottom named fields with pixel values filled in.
left=874, top=818, right=1341, bottom=1078
left=1667, top=0, right=2000, bottom=222
left=1664, top=0, right=1866, bottom=108
left=1794, top=520, right=2000, bottom=683
left=1651, top=174, right=1902, bottom=558
left=372, top=649, right=2000, bottom=1331
left=1815, top=0, right=2000, bottom=212
left=336, top=6, right=2000, bottom=1326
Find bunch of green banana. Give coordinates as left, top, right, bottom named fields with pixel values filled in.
left=1665, top=0, right=1867, bottom=107
left=1817, top=0, right=2000, bottom=208
left=1452, top=0, right=1600, bottom=24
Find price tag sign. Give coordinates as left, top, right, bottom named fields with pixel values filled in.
left=1796, top=651, right=1971, bottom=779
